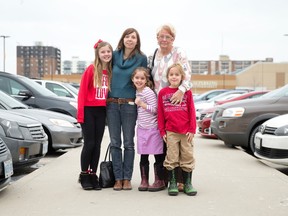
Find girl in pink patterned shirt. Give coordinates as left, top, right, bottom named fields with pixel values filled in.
left=131, top=67, right=165, bottom=192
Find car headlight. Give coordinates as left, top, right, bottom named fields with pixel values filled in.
left=274, top=125, right=288, bottom=136
left=0, top=119, right=24, bottom=139
left=49, top=119, right=74, bottom=128
left=222, top=107, right=245, bottom=117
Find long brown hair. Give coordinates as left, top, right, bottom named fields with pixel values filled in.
left=116, top=28, right=144, bottom=59
left=93, top=41, right=113, bottom=90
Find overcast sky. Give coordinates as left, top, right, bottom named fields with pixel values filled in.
left=1, top=0, right=288, bottom=74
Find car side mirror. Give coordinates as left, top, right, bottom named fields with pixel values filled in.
left=18, top=90, right=33, bottom=98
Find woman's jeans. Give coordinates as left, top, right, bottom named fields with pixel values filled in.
left=107, top=103, right=137, bottom=181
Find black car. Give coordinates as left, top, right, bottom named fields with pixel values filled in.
left=0, top=72, right=77, bottom=118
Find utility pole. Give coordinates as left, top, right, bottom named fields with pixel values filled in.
left=0, top=35, right=10, bottom=71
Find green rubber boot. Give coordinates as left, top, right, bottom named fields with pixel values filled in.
left=168, top=169, right=178, bottom=196
left=183, top=170, right=197, bottom=196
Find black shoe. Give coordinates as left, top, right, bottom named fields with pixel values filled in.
left=79, top=172, right=93, bottom=190
left=90, top=174, right=102, bottom=190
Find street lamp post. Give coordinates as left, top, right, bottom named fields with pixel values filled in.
left=0, top=35, right=10, bottom=71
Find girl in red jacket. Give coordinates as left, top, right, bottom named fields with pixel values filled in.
left=157, top=63, right=197, bottom=196
left=77, top=40, right=112, bottom=190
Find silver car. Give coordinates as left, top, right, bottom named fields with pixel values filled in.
left=0, top=137, right=13, bottom=191
left=0, top=90, right=83, bottom=152
left=0, top=110, right=48, bottom=169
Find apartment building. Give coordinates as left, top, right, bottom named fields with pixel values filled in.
left=17, top=42, right=61, bottom=78
left=189, top=55, right=270, bottom=75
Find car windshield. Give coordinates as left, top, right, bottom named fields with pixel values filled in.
left=260, top=84, right=288, bottom=99
left=0, top=90, right=28, bottom=109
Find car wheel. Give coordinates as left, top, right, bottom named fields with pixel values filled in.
left=249, top=125, right=260, bottom=154
left=44, top=128, right=55, bottom=153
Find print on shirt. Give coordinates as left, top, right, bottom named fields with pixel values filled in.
left=95, top=74, right=108, bottom=100
left=162, top=93, right=188, bottom=112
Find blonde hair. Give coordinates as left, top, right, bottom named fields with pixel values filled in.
left=156, top=24, right=176, bottom=39
left=166, top=63, right=186, bottom=84
left=93, top=41, right=113, bottom=90
left=131, top=67, right=154, bottom=89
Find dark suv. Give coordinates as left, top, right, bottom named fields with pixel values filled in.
left=211, top=84, right=288, bottom=153
left=0, top=72, right=77, bottom=118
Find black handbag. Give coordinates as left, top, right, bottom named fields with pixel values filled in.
left=99, top=144, right=115, bottom=188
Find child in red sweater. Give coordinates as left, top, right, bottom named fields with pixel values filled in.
left=157, top=63, right=197, bottom=196
left=77, top=40, right=113, bottom=190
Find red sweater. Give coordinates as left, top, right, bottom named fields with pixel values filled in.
left=77, top=64, right=108, bottom=123
left=157, top=87, right=196, bottom=137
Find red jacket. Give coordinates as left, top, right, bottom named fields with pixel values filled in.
left=77, top=64, right=108, bottom=123
left=157, top=87, right=196, bottom=137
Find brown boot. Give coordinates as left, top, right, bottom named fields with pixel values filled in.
left=148, top=163, right=166, bottom=192
left=138, top=164, right=149, bottom=191
left=113, top=180, right=123, bottom=191
left=123, top=179, right=132, bottom=190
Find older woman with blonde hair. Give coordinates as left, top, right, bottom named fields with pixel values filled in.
left=147, top=23, right=193, bottom=192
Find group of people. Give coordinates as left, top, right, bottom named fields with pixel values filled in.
left=77, top=24, right=197, bottom=196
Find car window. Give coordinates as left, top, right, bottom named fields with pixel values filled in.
left=45, top=83, right=73, bottom=97
left=0, top=77, right=29, bottom=95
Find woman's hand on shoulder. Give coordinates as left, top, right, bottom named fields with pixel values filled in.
left=170, top=90, right=184, bottom=104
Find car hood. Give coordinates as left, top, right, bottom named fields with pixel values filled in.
left=262, top=114, right=288, bottom=128
left=0, top=111, right=41, bottom=126
left=218, top=97, right=279, bottom=109
left=6, top=109, right=77, bottom=125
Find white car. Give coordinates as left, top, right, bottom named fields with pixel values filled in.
left=33, top=79, right=78, bottom=99
left=254, top=114, right=288, bottom=166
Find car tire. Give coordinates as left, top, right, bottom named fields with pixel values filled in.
left=249, top=125, right=260, bottom=154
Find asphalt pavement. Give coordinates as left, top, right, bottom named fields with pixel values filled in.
left=0, top=127, right=288, bottom=216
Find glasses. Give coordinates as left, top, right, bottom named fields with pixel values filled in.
left=157, top=35, right=173, bottom=41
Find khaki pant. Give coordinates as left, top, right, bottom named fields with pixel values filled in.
left=164, top=131, right=195, bottom=172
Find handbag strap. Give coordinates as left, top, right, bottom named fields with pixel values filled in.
left=104, top=144, right=111, bottom=161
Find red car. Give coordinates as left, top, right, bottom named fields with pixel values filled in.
left=215, top=90, right=270, bottom=105
left=197, top=91, right=269, bottom=138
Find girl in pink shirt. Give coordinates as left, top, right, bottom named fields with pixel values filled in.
left=131, top=67, right=165, bottom=192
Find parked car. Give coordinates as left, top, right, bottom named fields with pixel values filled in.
left=198, top=91, right=269, bottom=138
left=195, top=90, right=249, bottom=120
left=0, top=110, right=48, bottom=169
left=254, top=114, right=288, bottom=166
left=211, top=84, right=288, bottom=153
left=0, top=90, right=83, bottom=152
left=197, top=107, right=217, bottom=139
left=0, top=137, right=13, bottom=192
left=33, top=79, right=78, bottom=99
left=215, top=90, right=270, bottom=105
left=193, top=89, right=230, bottom=103
left=0, top=72, right=78, bottom=118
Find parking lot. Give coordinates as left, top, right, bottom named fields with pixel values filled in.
left=1, top=128, right=288, bottom=216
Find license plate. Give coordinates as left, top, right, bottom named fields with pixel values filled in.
left=4, top=159, right=13, bottom=178
left=42, top=142, right=48, bottom=155
left=255, top=136, right=262, bottom=149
